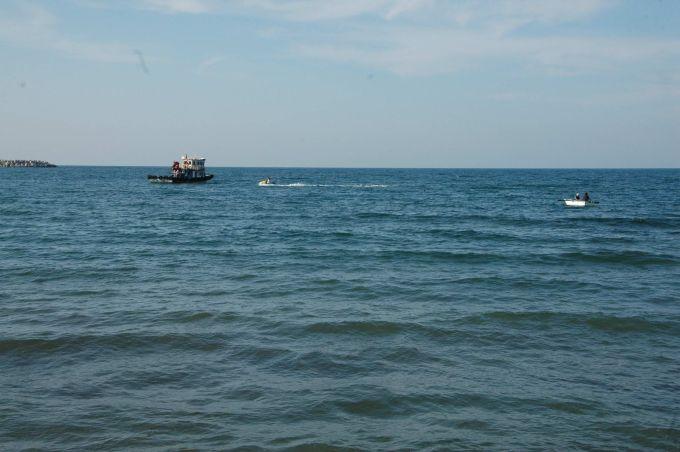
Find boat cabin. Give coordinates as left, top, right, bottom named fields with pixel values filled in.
left=177, top=155, right=207, bottom=179
left=148, top=154, right=214, bottom=183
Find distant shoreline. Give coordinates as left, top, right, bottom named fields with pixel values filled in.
left=0, top=160, right=57, bottom=168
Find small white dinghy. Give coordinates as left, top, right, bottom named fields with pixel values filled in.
left=563, top=199, right=596, bottom=207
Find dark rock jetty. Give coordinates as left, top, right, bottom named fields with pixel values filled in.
left=0, top=160, right=57, bottom=167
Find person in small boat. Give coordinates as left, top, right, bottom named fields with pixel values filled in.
left=575, top=192, right=580, bottom=200
left=583, top=192, right=590, bottom=202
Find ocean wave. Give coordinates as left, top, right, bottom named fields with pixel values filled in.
left=563, top=216, right=680, bottom=229
left=555, top=250, right=677, bottom=266
left=307, top=277, right=342, bottom=286
left=466, top=311, right=680, bottom=334
left=312, top=389, right=505, bottom=419
left=355, top=212, right=399, bottom=219
left=592, top=421, right=680, bottom=450
left=421, top=228, right=523, bottom=242
left=261, top=350, right=374, bottom=378
left=0, top=333, right=227, bottom=355
left=305, top=320, right=406, bottom=336
left=261, top=182, right=387, bottom=188
left=300, top=320, right=452, bottom=341
left=377, top=249, right=506, bottom=263
left=366, top=345, right=449, bottom=366
left=158, top=310, right=240, bottom=323
left=28, top=265, right=140, bottom=282
left=231, top=345, right=293, bottom=364
left=448, top=214, right=680, bottom=231
left=445, top=275, right=609, bottom=291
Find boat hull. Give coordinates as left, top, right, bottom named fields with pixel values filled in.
left=563, top=199, right=595, bottom=207
left=148, top=174, right=214, bottom=183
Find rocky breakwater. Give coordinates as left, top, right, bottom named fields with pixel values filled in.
left=1, top=160, right=57, bottom=168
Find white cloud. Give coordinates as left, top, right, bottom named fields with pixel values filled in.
left=76, top=0, right=615, bottom=26
left=140, top=0, right=216, bottom=14
left=244, top=0, right=680, bottom=77
left=79, top=0, right=615, bottom=25
left=196, top=55, right=226, bottom=74
left=293, top=25, right=680, bottom=76
left=483, top=0, right=616, bottom=30
left=226, top=0, right=614, bottom=25
left=210, top=0, right=667, bottom=77
left=0, top=3, right=136, bottom=63
left=231, top=0, right=394, bottom=21
left=97, top=0, right=434, bottom=21
left=384, top=0, right=433, bottom=20
left=34, top=0, right=680, bottom=78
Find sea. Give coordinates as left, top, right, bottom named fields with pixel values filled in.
left=1, top=167, right=679, bottom=450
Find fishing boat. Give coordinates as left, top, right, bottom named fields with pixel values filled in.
left=148, top=155, right=214, bottom=183
left=563, top=199, right=597, bottom=207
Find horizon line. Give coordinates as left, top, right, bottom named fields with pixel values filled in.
left=15, top=164, right=680, bottom=170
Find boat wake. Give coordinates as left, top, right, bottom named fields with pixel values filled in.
left=260, top=182, right=388, bottom=188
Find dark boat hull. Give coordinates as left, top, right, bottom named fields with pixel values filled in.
left=148, top=174, right=214, bottom=183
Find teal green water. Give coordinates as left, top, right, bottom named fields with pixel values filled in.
left=1, top=167, right=679, bottom=449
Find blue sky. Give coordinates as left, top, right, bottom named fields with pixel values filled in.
left=1, top=0, right=679, bottom=167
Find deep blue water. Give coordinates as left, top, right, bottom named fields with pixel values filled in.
left=1, top=167, right=679, bottom=450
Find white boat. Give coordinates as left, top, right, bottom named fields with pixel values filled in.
left=148, top=154, right=214, bottom=183
left=563, top=199, right=596, bottom=207
left=258, top=178, right=274, bottom=186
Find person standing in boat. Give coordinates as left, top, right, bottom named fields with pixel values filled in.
left=575, top=192, right=580, bottom=200
left=584, top=192, right=590, bottom=202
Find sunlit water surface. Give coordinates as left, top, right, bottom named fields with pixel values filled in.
left=1, top=167, right=679, bottom=449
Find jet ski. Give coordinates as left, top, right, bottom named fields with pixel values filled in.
left=258, top=178, right=274, bottom=186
